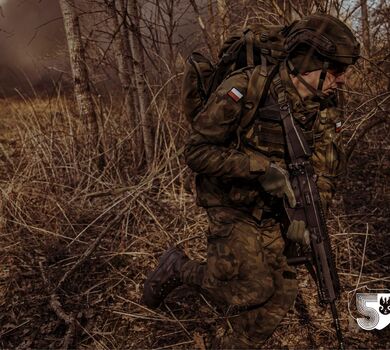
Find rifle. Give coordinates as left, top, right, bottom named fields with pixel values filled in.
left=275, top=75, right=345, bottom=350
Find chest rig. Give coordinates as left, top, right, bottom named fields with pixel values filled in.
left=242, top=72, right=320, bottom=160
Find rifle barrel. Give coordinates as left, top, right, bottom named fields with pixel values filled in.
left=330, top=301, right=345, bottom=350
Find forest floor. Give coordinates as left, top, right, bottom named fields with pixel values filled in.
left=0, top=97, right=389, bottom=349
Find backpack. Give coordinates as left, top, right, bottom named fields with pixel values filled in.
left=182, top=24, right=289, bottom=130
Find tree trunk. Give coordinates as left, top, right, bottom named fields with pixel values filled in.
left=217, top=0, right=229, bottom=46
left=108, top=0, right=142, bottom=163
left=59, top=0, right=105, bottom=171
left=208, top=0, right=216, bottom=48
left=360, top=0, right=371, bottom=57
left=189, top=0, right=217, bottom=60
left=128, top=0, right=154, bottom=167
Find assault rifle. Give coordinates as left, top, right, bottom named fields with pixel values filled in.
left=275, top=78, right=345, bottom=350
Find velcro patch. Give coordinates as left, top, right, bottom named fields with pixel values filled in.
left=227, top=87, right=243, bottom=102
left=335, top=121, right=342, bottom=133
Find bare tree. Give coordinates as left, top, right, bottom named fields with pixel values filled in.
left=189, top=0, right=218, bottom=60
left=128, top=0, right=155, bottom=167
left=360, top=0, right=371, bottom=57
left=107, top=0, right=142, bottom=162
left=59, top=0, right=105, bottom=170
left=217, top=0, right=229, bottom=45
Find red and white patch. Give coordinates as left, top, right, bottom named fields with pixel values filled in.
left=227, top=87, right=243, bottom=102
left=335, top=121, right=342, bottom=133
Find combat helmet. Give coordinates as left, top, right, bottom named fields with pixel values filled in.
left=282, top=13, right=360, bottom=99
left=284, top=13, right=360, bottom=66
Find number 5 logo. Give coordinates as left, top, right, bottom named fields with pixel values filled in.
left=356, top=293, right=390, bottom=330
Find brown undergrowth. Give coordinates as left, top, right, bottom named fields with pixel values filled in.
left=0, top=88, right=388, bottom=349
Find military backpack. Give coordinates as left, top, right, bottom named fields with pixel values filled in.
left=181, top=24, right=290, bottom=129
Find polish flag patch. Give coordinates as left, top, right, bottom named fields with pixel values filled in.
left=227, top=87, right=243, bottom=102
left=335, top=121, right=342, bottom=133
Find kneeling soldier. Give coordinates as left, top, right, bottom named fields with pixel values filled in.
left=143, top=13, right=359, bottom=349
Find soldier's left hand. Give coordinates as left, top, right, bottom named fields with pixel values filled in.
left=259, top=163, right=296, bottom=208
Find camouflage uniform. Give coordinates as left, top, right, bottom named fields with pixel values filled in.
left=180, top=64, right=345, bottom=348
left=142, top=13, right=359, bottom=349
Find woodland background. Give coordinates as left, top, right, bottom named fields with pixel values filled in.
left=0, top=0, right=388, bottom=348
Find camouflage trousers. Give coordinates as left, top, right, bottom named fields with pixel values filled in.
left=180, top=207, right=298, bottom=349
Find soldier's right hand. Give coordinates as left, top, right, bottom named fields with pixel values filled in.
left=258, top=163, right=296, bottom=208
left=287, top=220, right=310, bottom=246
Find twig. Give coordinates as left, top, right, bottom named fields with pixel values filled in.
left=346, top=116, right=387, bottom=160
left=0, top=320, right=31, bottom=338
left=111, top=310, right=220, bottom=323
left=55, top=222, right=113, bottom=292
left=164, top=302, right=192, bottom=339
left=116, top=295, right=166, bottom=316
left=50, top=294, right=76, bottom=349
left=39, top=262, right=76, bottom=350
left=152, top=340, right=195, bottom=350
left=353, top=224, right=369, bottom=294
left=199, top=292, right=219, bottom=316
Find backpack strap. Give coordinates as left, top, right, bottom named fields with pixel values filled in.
left=245, top=30, right=254, bottom=66
left=235, top=63, right=279, bottom=149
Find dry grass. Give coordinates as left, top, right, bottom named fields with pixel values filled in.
left=0, top=78, right=388, bottom=350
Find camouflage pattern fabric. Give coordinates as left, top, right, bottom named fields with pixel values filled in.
left=183, top=63, right=345, bottom=348
left=285, top=13, right=360, bottom=66
left=180, top=207, right=298, bottom=348
left=184, top=64, right=345, bottom=212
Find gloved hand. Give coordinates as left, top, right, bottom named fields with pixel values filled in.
left=287, top=220, right=310, bottom=246
left=259, top=163, right=296, bottom=208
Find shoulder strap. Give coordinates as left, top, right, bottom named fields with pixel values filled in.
left=245, top=29, right=254, bottom=66
left=234, top=64, right=278, bottom=149
left=238, top=63, right=279, bottom=132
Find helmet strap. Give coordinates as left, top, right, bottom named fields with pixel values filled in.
left=287, top=59, right=328, bottom=99
left=287, top=60, right=319, bottom=97
left=317, top=60, right=329, bottom=93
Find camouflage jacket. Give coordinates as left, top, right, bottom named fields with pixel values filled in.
left=184, top=64, right=345, bottom=216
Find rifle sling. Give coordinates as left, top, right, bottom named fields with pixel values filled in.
left=274, top=64, right=312, bottom=161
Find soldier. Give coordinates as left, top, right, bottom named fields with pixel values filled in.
left=143, top=13, right=360, bottom=349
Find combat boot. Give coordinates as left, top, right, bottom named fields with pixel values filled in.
left=142, top=247, right=189, bottom=308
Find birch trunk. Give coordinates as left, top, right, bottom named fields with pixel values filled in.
left=59, top=0, right=105, bottom=171
left=189, top=0, right=217, bottom=60
left=217, top=0, right=229, bottom=45
left=360, top=0, right=371, bottom=57
left=108, top=0, right=142, bottom=161
left=128, top=0, right=154, bottom=167
left=208, top=0, right=217, bottom=49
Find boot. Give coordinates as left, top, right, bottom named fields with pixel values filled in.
left=142, top=247, right=189, bottom=308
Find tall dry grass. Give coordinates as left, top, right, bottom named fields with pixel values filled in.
left=0, top=63, right=388, bottom=349
left=0, top=88, right=207, bottom=348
